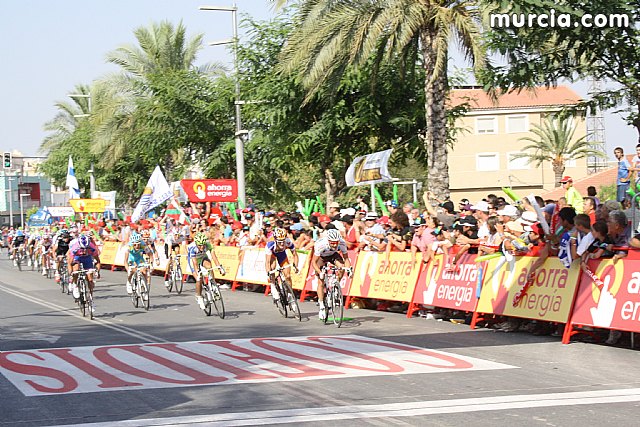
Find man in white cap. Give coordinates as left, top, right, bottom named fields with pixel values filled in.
left=471, top=200, right=491, bottom=239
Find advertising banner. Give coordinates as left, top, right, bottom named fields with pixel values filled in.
left=413, top=253, right=480, bottom=312
left=345, top=149, right=394, bottom=187
left=99, top=242, right=120, bottom=266
left=348, top=251, right=420, bottom=302
left=236, top=247, right=269, bottom=285
left=291, top=251, right=311, bottom=291
left=214, top=246, right=241, bottom=281
left=180, top=179, right=238, bottom=202
left=47, top=206, right=75, bottom=217
left=569, top=259, right=640, bottom=334
left=476, top=255, right=580, bottom=323
left=303, top=250, right=357, bottom=297
left=69, top=199, right=107, bottom=213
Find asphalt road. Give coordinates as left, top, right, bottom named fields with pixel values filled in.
left=1, top=252, right=640, bottom=427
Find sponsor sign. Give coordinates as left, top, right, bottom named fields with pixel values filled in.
left=99, top=242, right=120, bottom=266
left=476, top=256, right=580, bottom=323
left=47, top=206, right=75, bottom=217
left=303, top=250, right=357, bottom=296
left=345, top=149, right=394, bottom=187
left=69, top=199, right=107, bottom=213
left=413, top=253, right=479, bottom=312
left=181, top=179, right=238, bottom=202
left=0, top=335, right=514, bottom=396
left=291, top=251, right=310, bottom=291
left=236, top=247, right=269, bottom=285
left=349, top=251, right=420, bottom=302
left=214, top=246, right=241, bottom=281
left=570, top=259, right=640, bottom=333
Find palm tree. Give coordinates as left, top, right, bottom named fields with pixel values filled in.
left=512, top=116, right=605, bottom=187
left=40, top=84, right=91, bottom=154
left=277, top=0, right=487, bottom=199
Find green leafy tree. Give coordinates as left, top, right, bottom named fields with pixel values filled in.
left=512, top=116, right=604, bottom=187
left=277, top=0, right=488, bottom=200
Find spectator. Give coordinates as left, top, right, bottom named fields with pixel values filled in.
left=327, top=202, right=341, bottom=218
left=569, top=214, right=594, bottom=261
left=559, top=176, right=584, bottom=213
left=424, top=194, right=456, bottom=229
left=355, top=195, right=369, bottom=213
left=478, top=216, right=504, bottom=256
left=385, top=200, right=399, bottom=215
left=410, top=217, right=431, bottom=266
left=606, top=210, right=630, bottom=264
left=587, top=186, right=600, bottom=207
left=614, top=146, right=631, bottom=203
left=584, top=220, right=615, bottom=260
left=386, top=211, right=412, bottom=253
left=583, top=197, right=597, bottom=225
left=470, top=200, right=491, bottom=239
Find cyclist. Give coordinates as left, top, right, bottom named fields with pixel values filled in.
left=126, top=232, right=153, bottom=295
left=187, top=232, right=225, bottom=310
left=163, top=220, right=185, bottom=289
left=141, top=228, right=160, bottom=265
left=68, top=234, right=101, bottom=312
left=26, top=228, right=39, bottom=267
left=52, top=229, right=72, bottom=282
left=311, top=229, right=353, bottom=320
left=265, top=228, right=299, bottom=302
left=10, top=229, right=27, bottom=266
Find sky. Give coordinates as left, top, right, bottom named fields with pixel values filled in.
left=0, top=0, right=636, bottom=161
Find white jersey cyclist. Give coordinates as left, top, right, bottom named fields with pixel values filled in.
left=314, top=232, right=348, bottom=258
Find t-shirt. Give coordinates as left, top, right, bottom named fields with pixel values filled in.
left=618, top=158, right=631, bottom=184
left=314, top=237, right=348, bottom=257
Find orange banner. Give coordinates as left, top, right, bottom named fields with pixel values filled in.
left=215, top=246, right=241, bottom=281
left=100, top=241, right=120, bottom=265
left=350, top=251, right=421, bottom=302
left=291, top=251, right=311, bottom=291
left=69, top=199, right=107, bottom=213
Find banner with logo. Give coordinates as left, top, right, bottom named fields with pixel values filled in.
left=349, top=251, right=420, bottom=302
left=236, top=247, right=269, bottom=285
left=569, top=258, right=640, bottom=334
left=345, top=149, right=394, bottom=187
left=476, top=255, right=580, bottom=323
left=413, top=253, right=480, bottom=312
left=131, top=166, right=172, bottom=223
left=69, top=199, right=107, bottom=213
left=291, top=251, right=310, bottom=291
left=180, top=179, right=238, bottom=202
left=47, top=206, right=75, bottom=217
left=99, top=242, right=120, bottom=266
left=214, top=246, right=241, bottom=281
left=302, top=250, right=357, bottom=296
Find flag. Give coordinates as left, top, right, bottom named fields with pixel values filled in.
left=164, top=197, right=190, bottom=224
left=345, top=149, right=394, bottom=186
left=131, top=166, right=172, bottom=223
left=66, top=156, right=81, bottom=199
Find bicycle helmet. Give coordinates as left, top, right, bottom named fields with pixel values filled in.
left=130, top=232, right=142, bottom=244
left=16, top=230, right=24, bottom=237
left=141, top=229, right=150, bottom=238
left=194, top=232, right=208, bottom=246
left=326, top=229, right=340, bottom=249
left=273, top=228, right=287, bottom=242
left=78, top=234, right=90, bottom=249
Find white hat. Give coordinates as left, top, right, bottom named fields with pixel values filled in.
left=340, top=207, right=356, bottom=216
left=328, top=202, right=340, bottom=209
left=497, top=205, right=519, bottom=217
left=518, top=211, right=538, bottom=225
left=471, top=200, right=490, bottom=212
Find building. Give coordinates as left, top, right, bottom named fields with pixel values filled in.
left=0, top=151, right=52, bottom=227
left=447, top=86, right=591, bottom=203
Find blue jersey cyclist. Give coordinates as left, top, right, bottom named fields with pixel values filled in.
left=265, top=228, right=299, bottom=302
left=187, top=232, right=226, bottom=310
left=68, top=234, right=101, bottom=312
left=126, top=232, right=152, bottom=295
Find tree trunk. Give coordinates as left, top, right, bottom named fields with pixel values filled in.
left=324, top=167, right=337, bottom=207
left=553, top=162, right=565, bottom=187
left=421, top=28, right=450, bottom=201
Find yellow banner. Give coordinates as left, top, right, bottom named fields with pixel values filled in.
left=214, top=246, right=241, bottom=281
left=476, top=256, right=580, bottom=323
left=350, top=251, right=421, bottom=302
left=291, top=251, right=310, bottom=291
left=69, top=199, right=107, bottom=213
left=100, top=241, right=120, bottom=265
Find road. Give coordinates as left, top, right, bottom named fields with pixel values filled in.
left=1, top=254, right=639, bottom=426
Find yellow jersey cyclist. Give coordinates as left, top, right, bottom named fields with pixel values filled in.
left=187, top=232, right=226, bottom=310
left=265, top=227, right=299, bottom=302
left=311, top=229, right=353, bottom=320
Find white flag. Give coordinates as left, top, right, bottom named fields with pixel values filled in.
left=345, top=149, right=394, bottom=186
left=131, top=166, right=172, bottom=223
left=66, top=156, right=81, bottom=199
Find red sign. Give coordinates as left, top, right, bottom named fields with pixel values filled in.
left=180, top=179, right=238, bottom=202
left=303, top=250, right=357, bottom=297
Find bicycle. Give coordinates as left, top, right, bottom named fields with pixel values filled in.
left=166, top=253, right=183, bottom=294
left=15, top=246, right=27, bottom=271
left=129, top=262, right=151, bottom=311
left=320, top=263, right=350, bottom=327
left=58, top=257, right=70, bottom=294
left=268, top=265, right=301, bottom=321
left=72, top=267, right=96, bottom=320
left=200, top=266, right=225, bottom=318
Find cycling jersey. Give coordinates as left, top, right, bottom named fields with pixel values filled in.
left=186, top=241, right=214, bottom=272
left=314, top=237, right=348, bottom=258
left=266, top=237, right=295, bottom=265
left=128, top=241, right=149, bottom=266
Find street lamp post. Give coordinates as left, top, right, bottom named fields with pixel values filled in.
left=199, top=3, right=246, bottom=206
left=68, top=93, right=95, bottom=198
left=8, top=177, right=14, bottom=227
left=19, top=193, right=29, bottom=228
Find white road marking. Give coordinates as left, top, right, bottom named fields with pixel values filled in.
left=0, top=332, right=61, bottom=344
left=0, top=282, right=167, bottom=343
left=55, top=387, right=640, bottom=426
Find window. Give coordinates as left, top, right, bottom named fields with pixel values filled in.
left=476, top=152, right=499, bottom=171
left=507, top=152, right=529, bottom=170
left=476, top=117, right=497, bottom=134
left=506, top=115, right=528, bottom=133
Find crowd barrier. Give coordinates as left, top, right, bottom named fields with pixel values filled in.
left=97, top=241, right=640, bottom=344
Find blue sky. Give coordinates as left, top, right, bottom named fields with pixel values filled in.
left=0, top=0, right=636, bottom=161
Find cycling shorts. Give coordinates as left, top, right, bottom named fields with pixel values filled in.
left=72, top=256, right=94, bottom=270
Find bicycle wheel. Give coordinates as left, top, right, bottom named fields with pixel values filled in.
left=203, top=282, right=212, bottom=316
left=282, top=280, right=301, bottom=321
left=130, top=275, right=140, bottom=308
left=211, top=281, right=225, bottom=319
left=330, top=282, right=344, bottom=327
left=16, top=252, right=21, bottom=271
left=274, top=281, right=287, bottom=318
left=138, top=274, right=150, bottom=311
left=86, top=288, right=94, bottom=320
left=78, top=280, right=87, bottom=317
left=175, top=264, right=183, bottom=294
left=166, top=265, right=174, bottom=292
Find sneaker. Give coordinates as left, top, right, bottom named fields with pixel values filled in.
left=42, top=268, right=47, bottom=276
left=72, top=285, right=80, bottom=300
left=318, top=307, right=327, bottom=321
left=196, top=295, right=206, bottom=310
left=271, top=286, right=280, bottom=302
left=126, top=281, right=133, bottom=294
left=90, top=302, right=96, bottom=313
left=164, top=280, right=171, bottom=289
left=219, top=283, right=231, bottom=290
left=142, top=292, right=148, bottom=301
left=605, top=330, right=622, bottom=345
